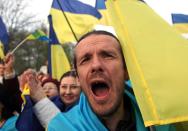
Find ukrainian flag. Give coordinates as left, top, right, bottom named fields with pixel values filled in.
left=16, top=83, right=45, bottom=131
left=0, top=16, right=9, bottom=58
left=95, top=0, right=110, bottom=25
left=27, top=30, right=49, bottom=42
left=105, top=0, right=188, bottom=127
left=172, top=13, right=188, bottom=39
left=48, top=15, right=71, bottom=80
left=50, top=0, right=102, bottom=43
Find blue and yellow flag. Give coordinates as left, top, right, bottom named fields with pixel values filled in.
left=172, top=13, right=188, bottom=39
left=48, top=15, right=71, bottom=80
left=50, top=0, right=103, bottom=43
left=105, top=0, right=188, bottom=127
left=16, top=83, right=46, bottom=131
left=95, top=0, right=110, bottom=25
left=0, top=16, right=9, bottom=58
left=27, top=30, right=49, bottom=42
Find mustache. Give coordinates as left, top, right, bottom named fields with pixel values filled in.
left=89, top=71, right=107, bottom=80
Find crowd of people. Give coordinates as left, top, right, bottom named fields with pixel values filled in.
left=0, top=30, right=180, bottom=131
left=0, top=52, right=81, bottom=130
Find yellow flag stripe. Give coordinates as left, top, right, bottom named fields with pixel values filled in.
left=0, top=41, right=5, bottom=59
left=173, top=23, right=188, bottom=33
left=114, top=0, right=159, bottom=122
left=106, top=0, right=188, bottom=126
left=50, top=8, right=98, bottom=43
left=51, top=44, right=71, bottom=80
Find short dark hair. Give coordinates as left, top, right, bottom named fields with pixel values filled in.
left=41, top=77, right=60, bottom=90
left=59, top=70, right=77, bottom=82
left=77, top=30, right=121, bottom=45
left=73, top=30, right=126, bottom=72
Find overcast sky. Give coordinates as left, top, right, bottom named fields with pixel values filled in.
left=144, top=0, right=188, bottom=24
left=28, top=0, right=188, bottom=25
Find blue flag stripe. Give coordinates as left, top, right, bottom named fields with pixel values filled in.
left=48, top=15, right=59, bottom=76
left=172, top=14, right=188, bottom=23
left=0, top=16, right=9, bottom=52
left=52, top=0, right=101, bottom=19
left=95, top=0, right=106, bottom=10
left=48, top=15, right=60, bottom=45
left=38, top=36, right=50, bottom=41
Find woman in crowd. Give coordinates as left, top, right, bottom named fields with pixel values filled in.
left=41, top=77, right=59, bottom=98
left=58, top=70, right=81, bottom=111
left=16, top=70, right=81, bottom=131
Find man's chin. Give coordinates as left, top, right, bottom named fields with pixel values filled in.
left=92, top=104, right=118, bottom=118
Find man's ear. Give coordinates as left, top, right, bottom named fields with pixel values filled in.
left=124, top=69, right=129, bottom=81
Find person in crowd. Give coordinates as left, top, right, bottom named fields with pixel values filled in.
left=16, top=70, right=81, bottom=131
left=0, top=53, right=22, bottom=131
left=41, top=77, right=59, bottom=98
left=19, top=69, right=59, bottom=98
left=58, top=70, right=81, bottom=110
left=1, top=53, right=22, bottom=114
left=26, top=30, right=175, bottom=131
left=0, top=86, right=18, bottom=131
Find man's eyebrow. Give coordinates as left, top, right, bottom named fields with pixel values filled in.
left=100, top=47, right=118, bottom=53
left=79, top=52, right=91, bottom=59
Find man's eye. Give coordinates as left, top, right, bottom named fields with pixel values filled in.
left=102, top=52, right=114, bottom=59
left=80, top=56, right=90, bottom=65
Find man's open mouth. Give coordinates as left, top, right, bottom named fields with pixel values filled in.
left=91, top=81, right=110, bottom=98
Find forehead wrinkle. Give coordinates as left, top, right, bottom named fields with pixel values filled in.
left=75, top=34, right=120, bottom=56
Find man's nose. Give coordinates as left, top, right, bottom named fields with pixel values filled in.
left=91, top=55, right=103, bottom=73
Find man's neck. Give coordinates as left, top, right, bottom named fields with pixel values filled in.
left=102, top=100, right=125, bottom=131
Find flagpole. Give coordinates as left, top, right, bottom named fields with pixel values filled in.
left=56, top=0, right=78, bottom=42
left=11, top=36, right=28, bottom=54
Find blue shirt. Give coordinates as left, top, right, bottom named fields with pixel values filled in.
left=48, top=86, right=175, bottom=131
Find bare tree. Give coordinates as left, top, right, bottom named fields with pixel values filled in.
left=0, top=0, right=49, bottom=74
left=0, top=0, right=39, bottom=32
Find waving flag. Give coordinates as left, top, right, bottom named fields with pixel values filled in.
left=11, top=30, right=49, bottom=54
left=0, top=43, right=4, bottom=59
left=172, top=13, right=188, bottom=39
left=95, top=0, right=110, bottom=25
left=16, top=25, right=70, bottom=129
left=48, top=15, right=71, bottom=80
left=27, top=30, right=49, bottom=42
left=105, top=0, right=188, bottom=126
left=50, top=0, right=103, bottom=43
left=0, top=16, right=9, bottom=58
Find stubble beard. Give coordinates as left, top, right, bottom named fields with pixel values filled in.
left=88, top=91, right=124, bottom=119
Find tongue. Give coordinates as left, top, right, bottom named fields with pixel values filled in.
left=93, top=87, right=109, bottom=97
